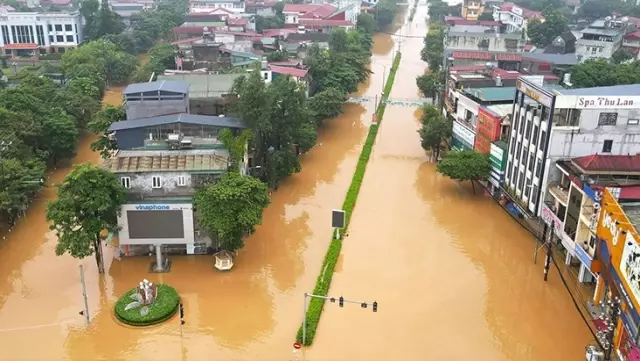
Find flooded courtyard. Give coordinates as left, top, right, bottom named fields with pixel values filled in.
left=0, top=2, right=593, bottom=361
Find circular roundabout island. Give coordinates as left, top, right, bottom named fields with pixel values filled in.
left=114, top=281, right=180, bottom=326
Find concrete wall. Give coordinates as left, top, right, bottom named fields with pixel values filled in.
left=125, top=98, right=189, bottom=120
left=121, top=171, right=195, bottom=196
left=447, top=33, right=520, bottom=52
left=576, top=37, right=622, bottom=62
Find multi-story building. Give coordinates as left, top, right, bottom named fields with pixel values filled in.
left=0, top=11, right=83, bottom=57
left=576, top=17, right=635, bottom=63
left=461, top=0, right=484, bottom=21
left=104, top=110, right=247, bottom=257
left=541, top=155, right=640, bottom=285
left=446, top=21, right=524, bottom=54
left=282, top=2, right=358, bottom=32
left=190, top=0, right=246, bottom=14
left=491, top=2, right=543, bottom=33
left=504, top=80, right=640, bottom=221
left=593, top=187, right=640, bottom=361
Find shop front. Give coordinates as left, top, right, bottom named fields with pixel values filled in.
left=596, top=189, right=640, bottom=360
left=488, top=141, right=507, bottom=193
left=452, top=120, right=475, bottom=151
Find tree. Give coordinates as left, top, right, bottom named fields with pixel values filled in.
left=219, top=129, right=252, bottom=172
left=421, top=23, right=444, bottom=71
left=436, top=150, right=491, bottom=194
left=46, top=163, right=127, bottom=273
left=478, top=12, right=494, bottom=21
left=266, top=51, right=287, bottom=62
left=41, top=107, right=79, bottom=165
left=527, top=9, right=569, bottom=47
left=576, top=0, right=617, bottom=20
left=570, top=59, right=640, bottom=88
left=416, top=71, right=441, bottom=102
left=133, top=43, right=176, bottom=82
left=256, top=14, right=285, bottom=33
left=375, top=0, right=398, bottom=30
left=418, top=109, right=451, bottom=160
left=428, top=0, right=449, bottom=19
left=613, top=48, right=635, bottom=64
left=62, top=40, right=137, bottom=86
left=307, top=87, right=345, bottom=125
left=89, top=105, right=126, bottom=159
left=0, top=158, right=46, bottom=226
left=194, top=172, right=269, bottom=252
left=81, top=0, right=125, bottom=40
left=357, top=13, right=375, bottom=35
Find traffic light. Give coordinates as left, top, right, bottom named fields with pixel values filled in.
left=339, top=296, right=344, bottom=307
left=360, top=302, right=367, bottom=309
left=372, top=301, right=378, bottom=313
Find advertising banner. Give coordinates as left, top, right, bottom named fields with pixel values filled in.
left=477, top=107, right=501, bottom=143
left=516, top=78, right=553, bottom=108
left=452, top=121, right=475, bottom=151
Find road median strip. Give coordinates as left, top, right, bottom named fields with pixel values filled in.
left=296, top=52, right=403, bottom=346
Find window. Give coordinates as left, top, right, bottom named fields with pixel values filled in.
left=519, top=118, right=525, bottom=135
left=516, top=141, right=521, bottom=161
left=526, top=121, right=532, bottom=139
left=507, top=160, right=512, bottom=180
left=598, top=112, right=618, bottom=126
left=629, top=119, right=640, bottom=125
left=47, top=24, right=52, bottom=32
left=540, top=130, right=546, bottom=150
left=513, top=116, right=519, bottom=135
left=65, top=24, right=72, bottom=31
left=152, top=176, right=162, bottom=188
left=518, top=171, right=524, bottom=191
left=510, top=139, right=515, bottom=154
left=531, top=185, right=539, bottom=206
left=177, top=176, right=186, bottom=186
left=120, top=177, right=131, bottom=189
left=532, top=125, right=539, bottom=146
left=55, top=24, right=62, bottom=31
left=528, top=154, right=535, bottom=172
left=525, top=178, right=531, bottom=197
left=536, top=159, right=542, bottom=178
left=602, top=140, right=613, bottom=153
left=49, top=35, right=53, bottom=43
left=56, top=35, right=64, bottom=42
left=66, top=35, right=74, bottom=42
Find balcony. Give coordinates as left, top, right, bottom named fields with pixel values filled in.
left=466, top=2, right=481, bottom=9
left=548, top=182, right=569, bottom=206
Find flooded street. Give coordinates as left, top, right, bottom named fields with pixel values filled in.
left=0, top=3, right=592, bottom=360
left=0, top=21, right=391, bottom=361
left=307, top=2, right=593, bottom=361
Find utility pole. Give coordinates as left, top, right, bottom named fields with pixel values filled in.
left=179, top=303, right=185, bottom=337
left=543, top=221, right=553, bottom=281
left=301, top=293, right=378, bottom=346
left=597, top=297, right=621, bottom=361
left=78, top=265, right=90, bottom=326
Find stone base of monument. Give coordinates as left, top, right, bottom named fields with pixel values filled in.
left=148, top=257, right=172, bottom=273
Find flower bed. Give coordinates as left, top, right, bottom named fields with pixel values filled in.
left=114, top=284, right=180, bottom=326
left=295, top=52, right=403, bottom=346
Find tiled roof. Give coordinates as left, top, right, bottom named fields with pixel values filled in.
left=108, top=113, right=245, bottom=132
left=451, top=51, right=492, bottom=60
left=103, top=150, right=229, bottom=173
left=123, top=81, right=190, bottom=95
left=227, top=17, right=248, bottom=25
left=283, top=3, right=336, bottom=18
left=626, top=30, right=640, bottom=39
left=283, top=4, right=320, bottom=13
left=445, top=16, right=501, bottom=26
left=496, top=53, right=522, bottom=61
left=449, top=65, right=487, bottom=72
left=262, top=28, right=298, bottom=37
left=299, top=19, right=353, bottom=26
left=269, top=65, right=309, bottom=78
left=498, top=2, right=543, bottom=19
left=173, top=27, right=260, bottom=37
left=572, top=155, right=640, bottom=173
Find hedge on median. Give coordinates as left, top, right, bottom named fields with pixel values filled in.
left=296, top=52, right=403, bottom=345
left=114, top=284, right=180, bottom=326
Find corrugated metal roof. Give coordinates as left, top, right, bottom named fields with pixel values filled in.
left=123, top=81, right=190, bottom=95
left=108, top=113, right=245, bottom=132
left=465, top=87, right=516, bottom=102
left=268, top=65, right=308, bottom=78
left=522, top=52, right=578, bottom=65
left=554, top=84, right=640, bottom=96
left=102, top=149, right=229, bottom=173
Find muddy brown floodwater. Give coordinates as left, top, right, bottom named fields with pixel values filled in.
left=307, top=3, right=594, bottom=361
left=0, top=18, right=395, bottom=361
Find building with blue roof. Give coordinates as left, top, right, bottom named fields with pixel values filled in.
left=123, top=80, right=191, bottom=120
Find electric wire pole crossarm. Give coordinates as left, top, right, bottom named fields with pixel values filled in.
left=301, top=292, right=378, bottom=346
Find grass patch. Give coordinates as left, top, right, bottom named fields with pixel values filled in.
left=114, top=284, right=180, bottom=326
left=295, top=52, right=403, bottom=346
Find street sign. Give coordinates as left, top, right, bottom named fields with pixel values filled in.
left=293, top=342, right=301, bottom=349
left=331, top=209, right=345, bottom=228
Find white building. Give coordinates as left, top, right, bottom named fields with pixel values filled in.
left=446, top=23, right=523, bottom=53
left=189, top=0, right=246, bottom=14
left=0, top=11, right=83, bottom=56
left=575, top=17, right=633, bottom=63
left=492, top=2, right=543, bottom=33
left=504, top=79, right=640, bottom=220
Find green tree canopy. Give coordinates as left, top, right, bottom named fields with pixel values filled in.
left=613, top=48, right=635, bottom=64
left=428, top=0, right=450, bottom=19
left=478, top=12, right=494, bottom=21
left=375, top=0, right=398, bottom=30
left=418, top=105, right=451, bottom=159
left=357, top=13, right=376, bottom=34
left=570, top=59, right=640, bottom=88
left=421, top=23, right=444, bottom=71
left=89, top=104, right=126, bottom=159
left=307, top=87, right=345, bottom=126
left=46, top=163, right=127, bottom=273
left=0, top=158, right=46, bottom=227
left=62, top=40, right=138, bottom=86
left=527, top=9, right=569, bottom=47
left=219, top=129, right=252, bottom=171
left=436, top=150, right=491, bottom=193
left=194, top=172, right=270, bottom=252
left=416, top=71, right=442, bottom=102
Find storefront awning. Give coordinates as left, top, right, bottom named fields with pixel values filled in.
left=4, top=43, right=38, bottom=49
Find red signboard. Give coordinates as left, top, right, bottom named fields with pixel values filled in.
left=477, top=107, right=501, bottom=143
left=474, top=134, right=491, bottom=154
left=4, top=43, right=38, bottom=49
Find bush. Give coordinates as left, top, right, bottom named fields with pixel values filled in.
left=114, top=284, right=180, bottom=326
left=296, top=52, right=402, bottom=345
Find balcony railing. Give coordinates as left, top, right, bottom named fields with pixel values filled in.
left=548, top=182, right=570, bottom=206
